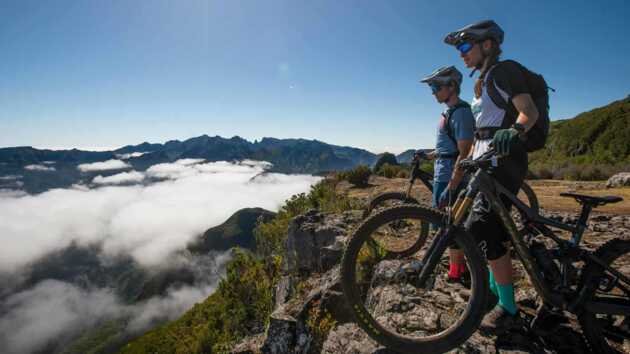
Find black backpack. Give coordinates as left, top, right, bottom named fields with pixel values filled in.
left=443, top=101, right=471, bottom=147
left=486, top=60, right=552, bottom=152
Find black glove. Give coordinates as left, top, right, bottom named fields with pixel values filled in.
left=492, top=128, right=520, bottom=155
left=438, top=187, right=454, bottom=209
left=413, top=150, right=427, bottom=160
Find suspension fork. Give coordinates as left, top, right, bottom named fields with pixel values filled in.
left=416, top=227, right=454, bottom=287
left=415, top=182, right=478, bottom=287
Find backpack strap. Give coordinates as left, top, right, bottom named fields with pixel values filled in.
left=443, top=101, right=470, bottom=147
left=485, top=60, right=519, bottom=129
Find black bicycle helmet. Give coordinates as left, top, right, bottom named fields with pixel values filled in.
left=444, top=20, right=504, bottom=46
left=420, top=66, right=463, bottom=86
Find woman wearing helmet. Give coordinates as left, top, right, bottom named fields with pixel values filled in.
left=419, top=65, right=475, bottom=284
left=444, top=20, right=540, bottom=333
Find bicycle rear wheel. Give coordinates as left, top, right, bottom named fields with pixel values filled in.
left=362, top=192, right=426, bottom=258
left=341, top=204, right=488, bottom=353
left=578, top=238, right=630, bottom=354
left=519, top=182, right=539, bottom=214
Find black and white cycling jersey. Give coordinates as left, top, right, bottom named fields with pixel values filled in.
left=470, top=61, right=528, bottom=158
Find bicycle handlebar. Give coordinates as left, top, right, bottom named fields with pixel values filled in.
left=457, top=148, right=500, bottom=172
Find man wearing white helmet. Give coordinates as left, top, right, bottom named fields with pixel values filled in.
left=419, top=65, right=475, bottom=284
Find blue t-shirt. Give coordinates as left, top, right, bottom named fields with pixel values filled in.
left=434, top=104, right=475, bottom=182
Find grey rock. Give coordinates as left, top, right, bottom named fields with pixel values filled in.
left=275, top=276, right=294, bottom=309
left=606, top=172, right=630, bottom=188
left=231, top=334, right=265, bottom=354
left=286, top=210, right=359, bottom=273
left=322, top=323, right=386, bottom=354
left=261, top=309, right=297, bottom=354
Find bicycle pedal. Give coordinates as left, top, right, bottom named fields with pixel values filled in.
left=530, top=309, right=567, bottom=335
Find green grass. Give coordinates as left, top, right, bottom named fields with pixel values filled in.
left=529, top=96, right=630, bottom=180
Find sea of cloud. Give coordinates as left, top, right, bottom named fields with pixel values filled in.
left=0, top=159, right=321, bottom=353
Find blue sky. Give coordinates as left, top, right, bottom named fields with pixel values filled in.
left=1, top=0, right=628, bottom=154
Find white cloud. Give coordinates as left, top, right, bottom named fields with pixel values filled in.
left=0, top=175, right=22, bottom=180
left=93, top=171, right=145, bottom=185
left=0, top=189, right=27, bottom=198
left=0, top=280, right=122, bottom=354
left=175, top=158, right=205, bottom=166
left=0, top=252, right=231, bottom=354
left=0, top=160, right=320, bottom=272
left=77, top=159, right=131, bottom=172
left=24, top=164, right=56, bottom=172
left=0, top=157, right=321, bottom=353
left=116, top=152, right=147, bottom=159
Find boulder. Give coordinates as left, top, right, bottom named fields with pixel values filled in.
left=260, top=309, right=298, bottom=354
left=606, top=172, right=630, bottom=188
left=285, top=210, right=361, bottom=274
left=231, top=334, right=265, bottom=354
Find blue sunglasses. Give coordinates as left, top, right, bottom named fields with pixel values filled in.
left=456, top=42, right=474, bottom=54
left=430, top=83, right=443, bottom=94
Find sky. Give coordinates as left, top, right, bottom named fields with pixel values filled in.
left=1, top=0, right=629, bottom=154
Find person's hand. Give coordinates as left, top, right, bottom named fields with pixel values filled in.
left=413, top=150, right=426, bottom=161
left=492, top=128, right=520, bottom=155
left=426, top=150, right=437, bottom=160
left=438, top=187, right=454, bottom=209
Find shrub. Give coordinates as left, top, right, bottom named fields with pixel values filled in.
left=396, top=169, right=409, bottom=179
left=373, top=152, right=398, bottom=173
left=345, top=165, right=371, bottom=187
left=378, top=163, right=398, bottom=178
left=119, top=248, right=280, bottom=354
left=306, top=304, right=337, bottom=352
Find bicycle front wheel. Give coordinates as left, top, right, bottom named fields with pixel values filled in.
left=341, top=204, right=488, bottom=354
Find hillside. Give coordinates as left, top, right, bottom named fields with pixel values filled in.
left=187, top=208, right=276, bottom=253
left=0, top=136, right=379, bottom=193
left=529, top=95, right=630, bottom=179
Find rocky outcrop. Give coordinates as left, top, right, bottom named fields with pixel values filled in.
left=285, top=210, right=361, bottom=274
left=607, top=172, right=630, bottom=188
left=233, top=208, right=630, bottom=354
left=232, top=210, right=362, bottom=354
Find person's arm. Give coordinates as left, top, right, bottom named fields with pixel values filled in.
left=448, top=139, right=473, bottom=190
left=447, top=108, right=474, bottom=190
left=493, top=62, right=539, bottom=131
left=511, top=93, right=539, bottom=132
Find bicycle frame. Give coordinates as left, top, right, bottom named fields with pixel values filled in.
left=420, top=163, right=630, bottom=316
left=405, top=159, right=434, bottom=199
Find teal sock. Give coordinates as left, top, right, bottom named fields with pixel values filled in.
left=496, top=283, right=518, bottom=315
left=488, top=269, right=498, bottom=296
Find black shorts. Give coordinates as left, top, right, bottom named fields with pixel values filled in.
left=464, top=144, right=528, bottom=260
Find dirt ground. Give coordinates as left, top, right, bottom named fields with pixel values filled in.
left=337, top=176, right=630, bottom=215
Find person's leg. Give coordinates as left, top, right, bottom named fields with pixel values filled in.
left=467, top=147, right=527, bottom=332
left=431, top=181, right=448, bottom=231
left=448, top=180, right=467, bottom=278
left=434, top=180, right=466, bottom=280
left=432, top=181, right=447, bottom=209
left=489, top=253, right=517, bottom=315
left=448, top=248, right=466, bottom=279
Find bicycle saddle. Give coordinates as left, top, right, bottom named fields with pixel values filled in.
left=559, top=192, right=623, bottom=206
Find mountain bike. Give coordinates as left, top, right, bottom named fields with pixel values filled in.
left=363, top=153, right=539, bottom=258
left=342, top=149, right=628, bottom=353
